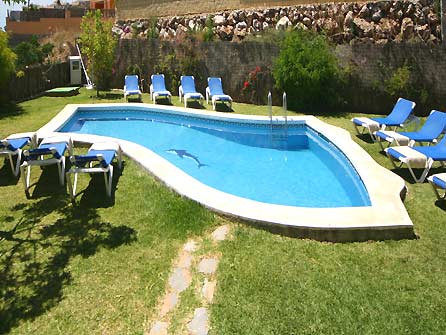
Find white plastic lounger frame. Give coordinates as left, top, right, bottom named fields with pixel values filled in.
left=66, top=142, right=123, bottom=199
left=178, top=76, right=204, bottom=108
left=0, top=132, right=36, bottom=177
left=384, top=147, right=441, bottom=183
left=21, top=135, right=73, bottom=192
left=150, top=74, right=172, bottom=104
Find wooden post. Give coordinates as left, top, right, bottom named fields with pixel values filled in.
left=442, top=0, right=446, bottom=44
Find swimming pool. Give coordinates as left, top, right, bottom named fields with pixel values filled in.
left=39, top=103, right=413, bottom=241
left=58, top=107, right=370, bottom=208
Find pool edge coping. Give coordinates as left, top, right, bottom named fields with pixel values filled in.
left=37, top=103, right=414, bottom=241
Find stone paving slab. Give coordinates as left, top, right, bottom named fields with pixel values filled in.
left=187, top=307, right=209, bottom=335
left=198, top=258, right=219, bottom=275
left=211, top=225, right=230, bottom=242
left=148, top=321, right=168, bottom=335
left=169, top=267, right=191, bottom=293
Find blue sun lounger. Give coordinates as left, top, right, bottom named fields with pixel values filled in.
left=428, top=173, right=446, bottom=200
left=0, top=132, right=36, bottom=176
left=352, top=98, right=416, bottom=141
left=206, top=77, right=232, bottom=110
left=66, top=142, right=123, bottom=199
left=179, top=76, right=204, bottom=108
left=21, top=135, right=73, bottom=193
left=124, top=75, right=142, bottom=101
left=150, top=74, right=172, bottom=104
left=385, top=135, right=446, bottom=183
left=375, top=110, right=446, bottom=149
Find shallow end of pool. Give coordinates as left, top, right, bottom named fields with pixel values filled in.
left=38, top=103, right=415, bottom=242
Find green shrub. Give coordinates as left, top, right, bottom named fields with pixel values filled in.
left=147, top=17, right=159, bottom=40
left=14, top=36, right=53, bottom=69
left=273, top=29, right=342, bottom=112
left=203, top=15, right=214, bottom=42
left=384, top=65, right=411, bottom=98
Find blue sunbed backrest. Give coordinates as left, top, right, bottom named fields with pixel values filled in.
left=387, top=98, right=416, bottom=123
left=152, top=74, right=167, bottom=91
left=181, top=76, right=197, bottom=94
left=208, top=77, right=224, bottom=95
left=125, top=75, right=139, bottom=90
left=419, top=110, right=446, bottom=137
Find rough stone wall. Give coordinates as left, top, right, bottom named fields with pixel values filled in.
left=113, top=39, right=446, bottom=114
left=116, top=0, right=346, bottom=21
left=113, top=0, right=440, bottom=44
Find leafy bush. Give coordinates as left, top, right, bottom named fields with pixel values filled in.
left=14, top=36, right=54, bottom=69
left=273, top=29, right=342, bottom=112
left=203, top=15, right=214, bottom=42
left=0, top=31, right=16, bottom=102
left=383, top=65, right=411, bottom=98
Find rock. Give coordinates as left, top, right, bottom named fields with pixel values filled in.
left=371, top=10, right=383, bottom=23
left=276, top=16, right=291, bottom=30
left=211, top=225, right=230, bottom=241
left=416, top=24, right=430, bottom=41
left=121, top=32, right=133, bottom=39
left=252, top=18, right=262, bottom=31
left=323, top=17, right=339, bottom=35
left=218, top=25, right=234, bottom=40
left=427, top=12, right=439, bottom=27
left=343, top=11, right=354, bottom=31
left=148, top=321, right=168, bottom=335
left=400, top=17, right=414, bottom=39
left=168, top=267, right=191, bottom=292
left=405, top=3, right=415, bottom=17
left=112, top=26, right=123, bottom=36
left=236, top=21, right=247, bottom=30
left=198, top=258, right=219, bottom=274
left=188, top=20, right=196, bottom=31
left=213, top=14, right=226, bottom=26
left=295, top=22, right=308, bottom=30
left=302, top=16, right=312, bottom=28
left=353, top=17, right=375, bottom=38
left=263, top=22, right=270, bottom=30
left=358, top=4, right=370, bottom=19
left=376, top=38, right=389, bottom=45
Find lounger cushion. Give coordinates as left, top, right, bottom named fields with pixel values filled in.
left=212, top=94, right=232, bottom=102
left=352, top=117, right=380, bottom=133
left=432, top=173, right=446, bottom=189
left=27, top=142, right=67, bottom=159
left=184, top=93, right=203, bottom=99
left=126, top=90, right=141, bottom=95
left=153, top=90, right=171, bottom=97
left=0, top=137, right=30, bottom=151
left=72, top=150, right=115, bottom=168
left=375, top=131, right=410, bottom=146
left=386, top=146, right=427, bottom=168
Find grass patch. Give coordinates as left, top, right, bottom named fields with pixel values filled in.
left=1, top=88, right=446, bottom=334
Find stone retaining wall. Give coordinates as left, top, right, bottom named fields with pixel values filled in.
left=113, top=0, right=441, bottom=44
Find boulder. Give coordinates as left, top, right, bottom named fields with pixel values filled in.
left=400, top=17, right=414, bottom=39
left=358, top=4, right=370, bottom=19
left=353, top=17, right=375, bottom=38
left=218, top=25, right=234, bottom=41
left=213, top=15, right=226, bottom=26
left=371, top=10, right=383, bottom=23
left=276, top=16, right=291, bottom=30
left=343, top=11, right=354, bottom=31
left=302, top=16, right=312, bottom=28
left=415, top=24, right=430, bottom=41
left=236, top=21, right=248, bottom=30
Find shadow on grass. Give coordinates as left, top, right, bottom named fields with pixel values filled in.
left=355, top=133, right=375, bottom=144
left=390, top=166, right=445, bottom=185
left=88, top=91, right=124, bottom=101
left=214, top=103, right=233, bottom=113
left=153, top=98, right=173, bottom=106
left=0, top=193, right=136, bottom=334
left=434, top=199, right=446, bottom=210
left=0, top=163, right=19, bottom=186
left=185, top=101, right=205, bottom=109
left=0, top=103, right=24, bottom=121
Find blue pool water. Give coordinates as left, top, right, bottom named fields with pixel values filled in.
left=59, top=107, right=371, bottom=208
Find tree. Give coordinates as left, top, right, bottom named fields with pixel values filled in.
left=0, top=31, right=16, bottom=98
left=79, top=10, right=116, bottom=96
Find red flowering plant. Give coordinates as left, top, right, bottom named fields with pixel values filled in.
left=241, top=66, right=271, bottom=105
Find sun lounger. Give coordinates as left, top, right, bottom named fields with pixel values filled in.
left=352, top=98, right=416, bottom=141
left=179, top=76, right=204, bottom=108
left=385, top=136, right=446, bottom=183
left=0, top=132, right=36, bottom=176
left=66, top=142, right=123, bottom=199
left=427, top=173, right=446, bottom=200
left=206, top=77, right=232, bottom=110
left=375, top=110, right=446, bottom=149
left=150, top=74, right=172, bottom=104
left=124, top=75, right=142, bottom=101
left=21, top=135, right=73, bottom=193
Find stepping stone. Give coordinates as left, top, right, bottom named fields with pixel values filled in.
left=159, top=291, right=178, bottom=317
left=169, top=267, right=191, bottom=293
left=148, top=321, right=168, bottom=335
left=187, top=307, right=209, bottom=335
left=177, top=252, right=192, bottom=269
left=211, top=225, right=230, bottom=242
left=184, top=240, right=198, bottom=252
left=198, top=258, right=219, bottom=275
left=201, top=278, right=217, bottom=303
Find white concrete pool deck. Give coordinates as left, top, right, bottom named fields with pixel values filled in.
left=38, top=103, right=414, bottom=241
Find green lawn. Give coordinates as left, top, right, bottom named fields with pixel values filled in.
left=1, top=89, right=446, bottom=334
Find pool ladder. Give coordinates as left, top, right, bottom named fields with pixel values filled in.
left=268, top=92, right=288, bottom=147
